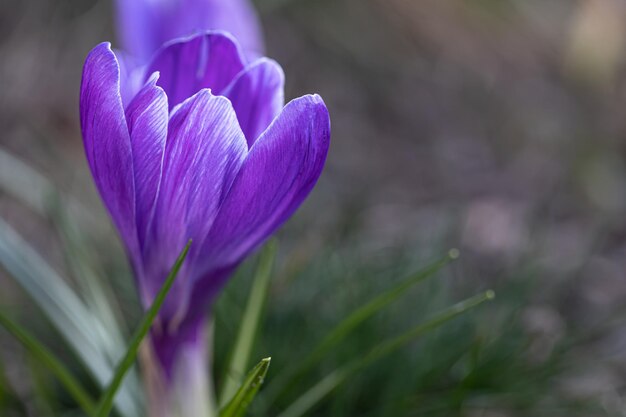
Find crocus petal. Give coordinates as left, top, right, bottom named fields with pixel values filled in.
left=113, top=0, right=155, bottom=63
left=197, top=94, right=330, bottom=275
left=114, top=0, right=264, bottom=62
left=191, top=0, right=264, bottom=59
left=125, top=73, right=168, bottom=248
left=147, top=32, right=246, bottom=109
left=80, top=43, right=138, bottom=255
left=222, top=58, right=285, bottom=146
left=115, top=49, right=146, bottom=108
left=142, top=89, right=248, bottom=317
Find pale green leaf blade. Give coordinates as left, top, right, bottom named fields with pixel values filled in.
left=0, top=217, right=140, bottom=417
left=0, top=149, right=141, bottom=415
left=0, top=148, right=129, bottom=356
left=219, top=241, right=277, bottom=407
left=0, top=147, right=100, bottom=229
left=49, top=195, right=130, bottom=358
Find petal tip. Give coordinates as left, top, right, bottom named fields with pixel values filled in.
left=146, top=71, right=161, bottom=85
left=86, top=42, right=115, bottom=60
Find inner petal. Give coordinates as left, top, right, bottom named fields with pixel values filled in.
left=146, top=32, right=246, bottom=110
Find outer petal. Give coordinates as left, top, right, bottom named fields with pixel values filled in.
left=142, top=89, right=248, bottom=317
left=114, top=0, right=264, bottom=62
left=222, top=58, right=285, bottom=146
left=125, top=73, right=168, bottom=248
left=197, top=94, right=330, bottom=275
left=147, top=32, right=246, bottom=109
left=80, top=43, right=138, bottom=256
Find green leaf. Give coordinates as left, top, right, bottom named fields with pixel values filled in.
left=0, top=149, right=142, bottom=415
left=0, top=359, right=28, bottom=415
left=276, top=290, right=495, bottom=417
left=0, top=147, right=99, bottom=229
left=49, top=193, right=130, bottom=346
left=219, top=241, right=277, bottom=407
left=220, top=357, right=272, bottom=417
left=0, top=148, right=56, bottom=216
left=264, top=250, right=459, bottom=406
left=0, top=217, right=141, bottom=417
left=0, top=311, right=96, bottom=416
left=311, top=249, right=459, bottom=363
left=94, top=240, right=192, bottom=417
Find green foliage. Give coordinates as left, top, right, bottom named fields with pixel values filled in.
left=212, top=241, right=610, bottom=417
left=0, top=311, right=96, bottom=415
left=277, top=291, right=494, bottom=417
left=262, top=249, right=460, bottom=407
left=0, top=217, right=141, bottom=417
left=94, top=240, right=191, bottom=417
left=220, top=358, right=272, bottom=417
left=0, top=358, right=28, bottom=416
left=219, top=241, right=277, bottom=407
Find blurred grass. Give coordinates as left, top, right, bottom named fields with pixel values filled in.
left=0, top=205, right=616, bottom=417
left=212, top=241, right=613, bottom=417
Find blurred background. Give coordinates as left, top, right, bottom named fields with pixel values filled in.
left=1, top=0, right=626, bottom=416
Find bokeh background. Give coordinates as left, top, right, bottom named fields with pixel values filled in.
left=1, top=0, right=626, bottom=416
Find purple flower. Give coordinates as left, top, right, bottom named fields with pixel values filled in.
left=114, top=0, right=264, bottom=62
left=79, top=32, right=330, bottom=391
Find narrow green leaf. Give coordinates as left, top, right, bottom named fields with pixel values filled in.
left=0, top=147, right=100, bottom=230
left=219, top=241, right=277, bottom=407
left=354, top=290, right=495, bottom=370
left=0, top=311, right=96, bottom=416
left=277, top=290, right=495, bottom=417
left=220, top=357, right=272, bottom=417
left=0, top=148, right=56, bottom=216
left=0, top=217, right=140, bottom=417
left=27, top=353, right=59, bottom=416
left=94, top=240, right=192, bottom=417
left=0, top=359, right=28, bottom=415
left=49, top=193, right=130, bottom=345
left=274, top=370, right=345, bottom=417
left=264, top=250, right=459, bottom=406
left=311, top=249, right=459, bottom=362
left=0, top=360, right=8, bottom=410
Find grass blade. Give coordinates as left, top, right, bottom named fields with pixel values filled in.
left=0, top=148, right=55, bottom=216
left=220, top=357, right=272, bottom=417
left=311, top=249, right=459, bottom=362
left=0, top=217, right=140, bottom=417
left=0, top=358, right=28, bottom=415
left=0, top=311, right=96, bottom=416
left=0, top=148, right=100, bottom=231
left=277, top=290, right=495, bottom=417
left=219, top=241, right=277, bottom=407
left=94, top=240, right=191, bottom=417
left=355, top=290, right=495, bottom=369
left=49, top=194, right=130, bottom=346
left=264, top=250, right=459, bottom=406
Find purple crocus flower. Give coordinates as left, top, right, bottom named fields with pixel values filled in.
left=114, top=0, right=264, bottom=63
left=80, top=31, right=329, bottom=409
